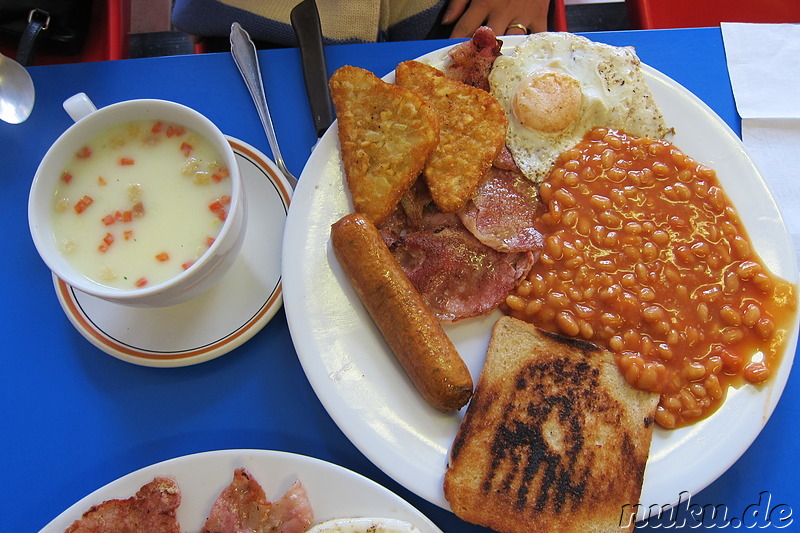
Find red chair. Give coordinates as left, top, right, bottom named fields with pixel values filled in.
left=0, top=0, right=129, bottom=65
left=626, top=0, right=800, bottom=29
left=551, top=0, right=569, bottom=31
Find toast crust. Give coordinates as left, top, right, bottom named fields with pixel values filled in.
left=444, top=316, right=658, bottom=533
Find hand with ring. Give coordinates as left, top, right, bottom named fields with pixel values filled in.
left=442, top=0, right=551, bottom=39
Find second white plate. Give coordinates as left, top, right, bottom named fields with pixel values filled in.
left=39, top=449, right=443, bottom=533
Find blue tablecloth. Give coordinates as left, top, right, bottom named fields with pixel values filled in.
left=1, top=27, right=797, bottom=532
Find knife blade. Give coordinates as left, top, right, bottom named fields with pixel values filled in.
left=291, top=0, right=336, bottom=139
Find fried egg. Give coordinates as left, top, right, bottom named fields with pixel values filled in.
left=489, top=32, right=671, bottom=183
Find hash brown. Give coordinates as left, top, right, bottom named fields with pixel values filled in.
left=329, top=65, right=440, bottom=225
left=395, top=60, right=507, bottom=213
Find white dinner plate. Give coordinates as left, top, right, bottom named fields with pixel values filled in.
left=282, top=36, right=799, bottom=512
left=39, top=449, right=443, bottom=533
left=55, top=137, right=292, bottom=367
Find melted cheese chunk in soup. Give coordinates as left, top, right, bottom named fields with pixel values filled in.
left=52, top=119, right=232, bottom=290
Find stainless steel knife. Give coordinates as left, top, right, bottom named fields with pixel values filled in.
left=291, top=0, right=336, bottom=138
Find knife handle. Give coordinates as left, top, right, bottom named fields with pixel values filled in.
left=291, top=0, right=336, bottom=138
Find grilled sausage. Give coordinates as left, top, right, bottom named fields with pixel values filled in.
left=331, top=213, right=473, bottom=412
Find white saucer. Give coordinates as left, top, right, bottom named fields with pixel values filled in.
left=54, top=137, right=293, bottom=367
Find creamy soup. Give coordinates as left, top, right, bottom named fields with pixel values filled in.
left=52, top=119, right=232, bottom=290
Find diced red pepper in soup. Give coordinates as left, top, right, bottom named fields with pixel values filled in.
left=74, top=195, right=93, bottom=214
left=208, top=195, right=231, bottom=222
left=212, top=167, right=230, bottom=182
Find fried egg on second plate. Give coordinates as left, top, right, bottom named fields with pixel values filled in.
left=489, top=32, right=671, bottom=183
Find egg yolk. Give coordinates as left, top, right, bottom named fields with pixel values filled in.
left=512, top=70, right=582, bottom=133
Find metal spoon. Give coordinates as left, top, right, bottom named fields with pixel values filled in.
left=0, top=52, right=35, bottom=124
left=230, top=22, right=298, bottom=189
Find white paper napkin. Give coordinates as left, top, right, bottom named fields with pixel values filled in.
left=721, top=22, right=800, bottom=268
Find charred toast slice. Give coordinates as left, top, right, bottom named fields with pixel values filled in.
left=444, top=316, right=658, bottom=533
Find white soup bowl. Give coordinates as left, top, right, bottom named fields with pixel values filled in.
left=28, top=93, right=246, bottom=307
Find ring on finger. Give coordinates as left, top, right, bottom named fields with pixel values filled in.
left=506, top=23, right=530, bottom=34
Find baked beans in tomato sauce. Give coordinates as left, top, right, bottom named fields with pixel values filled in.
left=504, top=127, right=798, bottom=429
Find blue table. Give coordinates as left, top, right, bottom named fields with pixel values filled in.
left=1, top=27, right=797, bottom=532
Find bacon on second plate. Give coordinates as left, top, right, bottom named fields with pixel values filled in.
left=200, top=468, right=271, bottom=533
left=264, top=480, right=315, bottom=533
left=200, top=468, right=313, bottom=533
left=64, top=477, right=181, bottom=533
